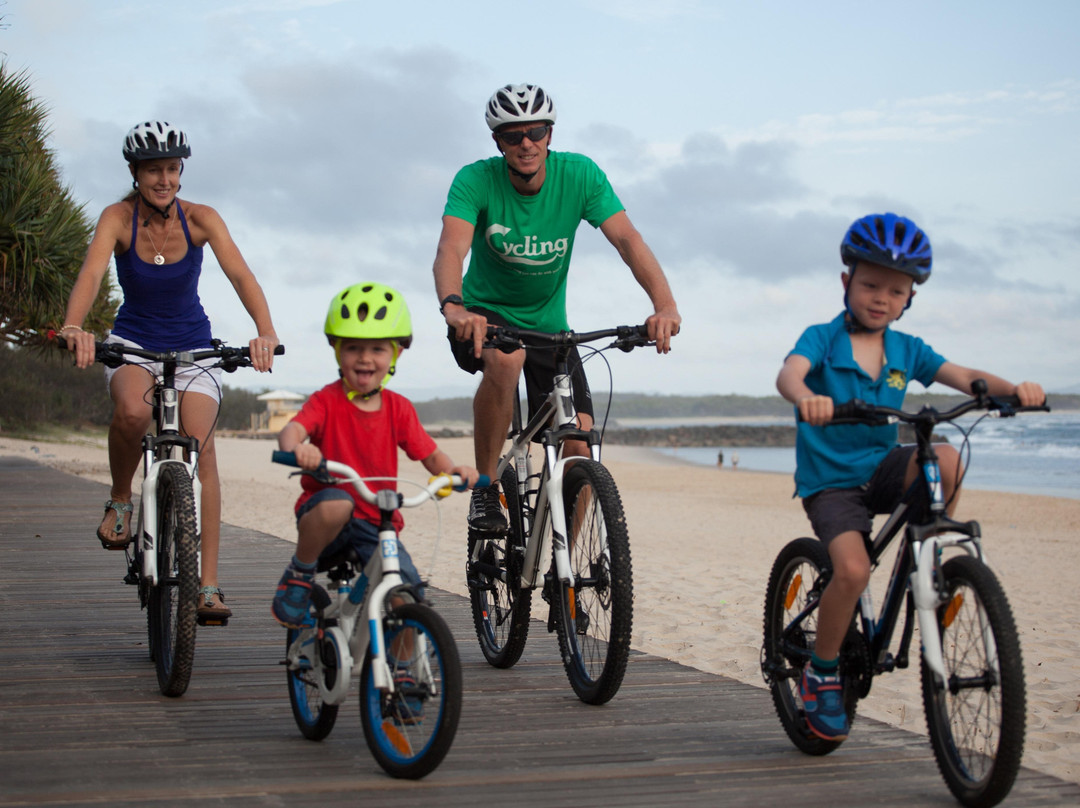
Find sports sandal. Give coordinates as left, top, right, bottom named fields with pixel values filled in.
left=97, top=500, right=133, bottom=550
left=197, top=586, right=232, bottom=627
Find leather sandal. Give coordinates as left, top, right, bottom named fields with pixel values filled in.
left=197, top=586, right=232, bottom=627
left=97, top=500, right=133, bottom=550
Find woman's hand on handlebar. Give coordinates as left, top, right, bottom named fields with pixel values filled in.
left=59, top=327, right=97, bottom=369
left=797, top=394, right=835, bottom=426
left=248, top=334, right=280, bottom=372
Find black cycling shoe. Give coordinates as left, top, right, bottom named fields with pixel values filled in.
left=468, top=485, right=506, bottom=533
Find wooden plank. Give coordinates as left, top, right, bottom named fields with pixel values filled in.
left=0, top=455, right=1076, bottom=807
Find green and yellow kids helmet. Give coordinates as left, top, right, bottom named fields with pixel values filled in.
left=324, top=282, right=413, bottom=398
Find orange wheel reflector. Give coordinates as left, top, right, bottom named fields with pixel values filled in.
left=784, top=574, right=803, bottom=611
left=943, top=594, right=964, bottom=628
left=382, top=721, right=413, bottom=755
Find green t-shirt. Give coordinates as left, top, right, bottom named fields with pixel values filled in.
left=443, top=151, right=624, bottom=331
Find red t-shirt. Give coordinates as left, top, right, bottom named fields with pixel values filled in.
left=290, top=382, right=437, bottom=532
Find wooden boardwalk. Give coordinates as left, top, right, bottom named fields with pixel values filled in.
left=1, top=455, right=1076, bottom=807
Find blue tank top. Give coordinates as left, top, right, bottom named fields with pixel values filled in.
left=111, top=199, right=213, bottom=351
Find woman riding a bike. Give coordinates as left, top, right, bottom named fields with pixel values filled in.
left=60, top=120, right=279, bottom=625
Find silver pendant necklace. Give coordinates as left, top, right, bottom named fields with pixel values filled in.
left=143, top=210, right=176, bottom=265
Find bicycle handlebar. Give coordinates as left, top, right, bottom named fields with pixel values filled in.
left=54, top=335, right=285, bottom=372
left=483, top=323, right=652, bottom=354
left=828, top=382, right=1050, bottom=427
left=271, top=450, right=490, bottom=507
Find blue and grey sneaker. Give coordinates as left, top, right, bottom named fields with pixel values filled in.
left=799, top=665, right=849, bottom=741
left=271, top=565, right=314, bottom=629
left=391, top=671, right=425, bottom=726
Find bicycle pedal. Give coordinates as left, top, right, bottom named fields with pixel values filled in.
left=196, top=616, right=229, bottom=627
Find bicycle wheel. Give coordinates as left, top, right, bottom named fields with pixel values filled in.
left=285, top=625, right=341, bottom=740
left=359, top=603, right=462, bottom=779
left=146, top=463, right=199, bottom=697
left=761, top=537, right=853, bottom=755
left=921, top=555, right=1025, bottom=808
left=552, top=460, right=632, bottom=705
left=467, top=465, right=532, bottom=668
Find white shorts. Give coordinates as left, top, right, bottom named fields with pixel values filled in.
left=103, top=335, right=224, bottom=403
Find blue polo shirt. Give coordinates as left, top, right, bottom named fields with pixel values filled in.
left=790, top=313, right=946, bottom=497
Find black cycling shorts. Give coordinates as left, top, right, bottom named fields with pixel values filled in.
left=447, top=306, right=593, bottom=424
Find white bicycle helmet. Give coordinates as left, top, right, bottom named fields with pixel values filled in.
left=123, top=121, right=191, bottom=162
left=485, top=84, right=557, bottom=131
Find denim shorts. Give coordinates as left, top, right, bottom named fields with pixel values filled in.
left=802, top=445, right=921, bottom=545
left=297, top=488, right=423, bottom=596
left=103, top=334, right=223, bottom=402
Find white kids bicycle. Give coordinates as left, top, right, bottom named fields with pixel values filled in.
left=272, top=451, right=485, bottom=779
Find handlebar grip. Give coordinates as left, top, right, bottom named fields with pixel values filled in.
left=271, top=450, right=299, bottom=467
left=831, top=400, right=864, bottom=420
left=454, top=473, right=492, bottom=492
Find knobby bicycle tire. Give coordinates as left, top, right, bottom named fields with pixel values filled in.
left=359, top=603, right=463, bottom=779
left=467, top=465, right=532, bottom=668
left=921, top=555, right=1025, bottom=808
left=286, top=626, right=341, bottom=740
left=553, top=460, right=633, bottom=705
left=762, top=537, right=853, bottom=755
left=147, top=462, right=199, bottom=697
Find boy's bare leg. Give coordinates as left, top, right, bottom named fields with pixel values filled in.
left=815, top=530, right=871, bottom=660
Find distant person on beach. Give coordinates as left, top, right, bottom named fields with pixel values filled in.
left=731, top=451, right=739, bottom=469
left=775, top=212, right=1044, bottom=742
left=271, top=283, right=480, bottom=628
left=60, top=121, right=279, bottom=625
left=433, top=83, right=682, bottom=532
left=717, top=450, right=724, bottom=466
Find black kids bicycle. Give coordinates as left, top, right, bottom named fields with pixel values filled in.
left=760, top=380, right=1048, bottom=807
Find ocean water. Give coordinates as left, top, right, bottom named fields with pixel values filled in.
left=652, top=410, right=1080, bottom=501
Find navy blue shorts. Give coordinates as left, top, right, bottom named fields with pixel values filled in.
left=297, top=488, right=423, bottom=596
left=802, top=445, right=921, bottom=545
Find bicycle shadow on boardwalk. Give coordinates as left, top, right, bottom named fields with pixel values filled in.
left=1, top=456, right=1076, bottom=808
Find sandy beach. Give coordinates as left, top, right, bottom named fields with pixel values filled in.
left=3, top=432, right=1077, bottom=785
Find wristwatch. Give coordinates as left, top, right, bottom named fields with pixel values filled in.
left=439, top=294, right=465, bottom=314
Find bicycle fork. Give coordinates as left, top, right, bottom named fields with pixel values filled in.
left=139, top=386, right=202, bottom=586
left=910, top=530, right=994, bottom=688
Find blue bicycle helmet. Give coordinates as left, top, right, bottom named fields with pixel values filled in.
left=840, top=213, right=932, bottom=284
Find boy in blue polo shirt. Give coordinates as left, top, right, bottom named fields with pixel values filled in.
left=776, top=212, right=1044, bottom=742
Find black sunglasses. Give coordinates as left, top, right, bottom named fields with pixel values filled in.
left=495, top=124, right=551, bottom=146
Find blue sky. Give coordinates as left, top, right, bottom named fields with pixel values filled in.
left=5, top=0, right=1079, bottom=397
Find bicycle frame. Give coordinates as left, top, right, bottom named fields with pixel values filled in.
left=275, top=457, right=476, bottom=702
left=138, top=353, right=202, bottom=586
left=494, top=351, right=601, bottom=591
left=811, top=397, right=1038, bottom=691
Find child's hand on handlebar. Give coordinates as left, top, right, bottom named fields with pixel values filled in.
left=452, top=465, right=482, bottom=490
left=797, top=394, right=835, bottom=426
left=1014, top=381, right=1045, bottom=408
left=291, top=442, right=324, bottom=471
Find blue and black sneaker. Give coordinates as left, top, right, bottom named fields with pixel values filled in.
left=271, top=565, right=314, bottom=629
left=799, top=665, right=849, bottom=741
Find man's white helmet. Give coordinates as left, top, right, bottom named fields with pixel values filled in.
left=485, top=84, right=557, bottom=131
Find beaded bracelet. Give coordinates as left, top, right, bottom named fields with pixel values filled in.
left=59, top=324, right=84, bottom=333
